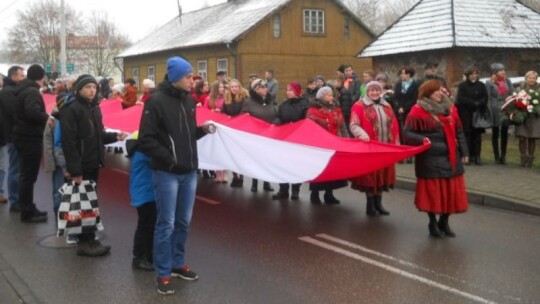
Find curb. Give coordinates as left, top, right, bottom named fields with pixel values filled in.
left=395, top=177, right=540, bottom=217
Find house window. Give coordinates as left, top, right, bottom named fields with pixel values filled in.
left=197, top=60, right=207, bottom=80
left=147, top=65, right=155, bottom=82
left=274, top=14, right=281, bottom=38
left=132, top=67, right=139, bottom=87
left=303, top=9, right=325, bottom=34
left=217, top=59, right=228, bottom=77
left=344, top=15, right=350, bottom=40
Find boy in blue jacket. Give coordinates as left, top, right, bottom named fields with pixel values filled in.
left=126, top=131, right=156, bottom=271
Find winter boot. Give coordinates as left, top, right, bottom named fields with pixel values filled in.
left=324, top=191, right=340, bottom=205
left=373, top=195, right=390, bottom=215
left=310, top=191, right=321, bottom=205
left=365, top=196, right=377, bottom=216
left=251, top=179, right=258, bottom=192
left=428, top=213, right=443, bottom=238
left=438, top=214, right=456, bottom=237
left=263, top=182, right=274, bottom=192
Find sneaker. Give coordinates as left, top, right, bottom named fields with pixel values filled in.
left=172, top=265, right=199, bottom=281
left=76, top=240, right=111, bottom=257
left=156, top=277, right=175, bottom=295
left=66, top=235, right=78, bottom=245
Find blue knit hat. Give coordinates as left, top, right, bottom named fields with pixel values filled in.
left=167, top=57, right=193, bottom=83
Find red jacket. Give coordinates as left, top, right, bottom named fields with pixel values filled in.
left=122, top=86, right=138, bottom=108
left=306, top=100, right=344, bottom=136
left=350, top=99, right=399, bottom=144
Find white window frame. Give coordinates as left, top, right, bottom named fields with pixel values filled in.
left=197, top=60, right=208, bottom=80
left=303, top=9, right=325, bottom=34
left=217, top=58, right=228, bottom=77
left=147, top=65, right=155, bottom=82
left=273, top=14, right=281, bottom=38
left=132, top=67, right=140, bottom=87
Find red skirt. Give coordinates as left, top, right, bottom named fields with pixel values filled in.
left=351, top=166, right=396, bottom=194
left=415, top=175, right=468, bottom=214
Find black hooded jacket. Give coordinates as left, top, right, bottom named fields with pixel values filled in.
left=241, top=90, right=277, bottom=123
left=13, top=79, right=49, bottom=140
left=275, top=96, right=309, bottom=125
left=138, top=80, right=206, bottom=174
left=59, top=95, right=118, bottom=177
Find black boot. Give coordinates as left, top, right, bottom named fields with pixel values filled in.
left=251, top=179, right=258, bottom=192
left=499, top=155, right=506, bottom=165
left=373, top=195, right=390, bottom=215
left=272, top=190, right=288, bottom=200
left=474, top=155, right=482, bottom=165
left=263, top=182, right=274, bottom=192
left=324, top=191, right=340, bottom=205
left=428, top=213, right=443, bottom=238
left=365, top=196, right=377, bottom=216
left=310, top=191, right=321, bottom=205
left=438, top=214, right=456, bottom=237
left=291, top=184, right=300, bottom=200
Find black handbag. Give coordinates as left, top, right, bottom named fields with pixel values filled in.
left=472, top=107, right=494, bottom=129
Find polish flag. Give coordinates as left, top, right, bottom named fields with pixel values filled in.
left=196, top=108, right=428, bottom=183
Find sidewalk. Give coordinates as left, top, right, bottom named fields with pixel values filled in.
left=395, top=162, right=540, bottom=216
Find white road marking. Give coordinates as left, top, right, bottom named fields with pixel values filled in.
left=299, top=236, right=497, bottom=304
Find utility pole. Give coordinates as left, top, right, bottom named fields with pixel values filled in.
left=60, top=0, right=67, bottom=76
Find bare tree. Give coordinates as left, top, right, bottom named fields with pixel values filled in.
left=342, top=0, right=418, bottom=34
left=80, top=11, right=130, bottom=77
left=6, top=0, right=82, bottom=64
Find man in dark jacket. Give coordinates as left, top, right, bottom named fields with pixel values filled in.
left=139, top=57, right=213, bottom=295
left=0, top=66, right=25, bottom=209
left=59, top=74, right=127, bottom=256
left=12, top=64, right=51, bottom=223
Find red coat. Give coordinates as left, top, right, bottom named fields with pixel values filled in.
left=122, top=86, right=138, bottom=109
left=349, top=99, right=399, bottom=194
left=306, top=101, right=344, bottom=136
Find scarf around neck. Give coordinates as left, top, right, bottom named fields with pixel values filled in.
left=417, top=96, right=458, bottom=171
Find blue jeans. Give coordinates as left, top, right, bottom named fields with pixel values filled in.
left=7, top=143, right=19, bottom=205
left=0, top=145, right=6, bottom=196
left=153, top=170, right=197, bottom=279
left=52, top=166, right=65, bottom=211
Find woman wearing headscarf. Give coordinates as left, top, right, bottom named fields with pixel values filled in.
left=403, top=80, right=469, bottom=238
left=515, top=71, right=540, bottom=167
left=272, top=82, right=309, bottom=200
left=349, top=81, right=399, bottom=216
left=306, top=86, right=348, bottom=204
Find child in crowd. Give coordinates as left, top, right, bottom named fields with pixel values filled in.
left=126, top=131, right=156, bottom=271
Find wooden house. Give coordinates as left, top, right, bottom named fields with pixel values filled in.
left=357, top=0, right=540, bottom=89
left=117, top=0, right=374, bottom=100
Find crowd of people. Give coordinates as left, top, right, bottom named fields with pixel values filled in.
left=0, top=58, right=539, bottom=295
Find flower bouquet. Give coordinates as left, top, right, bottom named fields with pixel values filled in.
left=501, top=89, right=540, bottom=124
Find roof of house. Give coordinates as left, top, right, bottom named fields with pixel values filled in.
left=358, top=0, right=540, bottom=57
left=118, top=0, right=374, bottom=58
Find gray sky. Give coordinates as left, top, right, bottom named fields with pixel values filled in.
left=0, top=0, right=227, bottom=45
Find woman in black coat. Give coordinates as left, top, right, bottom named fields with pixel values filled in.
left=272, top=82, right=309, bottom=201
left=456, top=67, right=488, bottom=165
left=393, top=66, right=419, bottom=163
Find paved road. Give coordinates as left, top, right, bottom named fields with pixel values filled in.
left=0, top=154, right=539, bottom=304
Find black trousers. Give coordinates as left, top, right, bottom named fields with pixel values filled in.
left=133, top=202, right=156, bottom=260
left=14, top=139, right=42, bottom=214
left=465, top=129, right=483, bottom=158
left=492, top=124, right=509, bottom=159
left=78, top=169, right=100, bottom=243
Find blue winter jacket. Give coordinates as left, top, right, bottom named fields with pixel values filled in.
left=129, top=151, right=155, bottom=207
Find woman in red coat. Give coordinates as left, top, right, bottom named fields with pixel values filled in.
left=403, top=80, right=469, bottom=238
left=349, top=81, right=399, bottom=216
left=306, top=86, right=348, bottom=204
